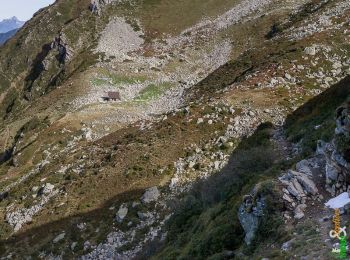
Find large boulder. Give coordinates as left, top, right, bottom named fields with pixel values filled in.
left=280, top=170, right=318, bottom=198
left=238, top=194, right=265, bottom=245
left=286, top=181, right=302, bottom=199
left=294, top=204, right=306, bottom=219
left=326, top=163, right=340, bottom=181
left=291, top=171, right=318, bottom=195
left=295, top=160, right=313, bottom=176
left=141, top=187, right=160, bottom=204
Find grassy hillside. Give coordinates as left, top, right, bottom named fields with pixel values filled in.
left=0, top=0, right=350, bottom=258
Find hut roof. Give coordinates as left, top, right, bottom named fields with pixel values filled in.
left=107, top=91, right=120, bottom=100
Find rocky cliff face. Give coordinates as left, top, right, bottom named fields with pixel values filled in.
left=318, top=102, right=350, bottom=195
left=237, top=98, right=350, bottom=258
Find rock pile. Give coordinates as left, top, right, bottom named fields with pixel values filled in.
left=96, top=17, right=144, bottom=61
left=279, top=167, right=319, bottom=220
left=6, top=188, right=59, bottom=232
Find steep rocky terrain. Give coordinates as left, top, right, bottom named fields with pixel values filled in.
left=0, top=0, right=350, bottom=259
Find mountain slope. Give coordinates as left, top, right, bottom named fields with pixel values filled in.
left=0, top=0, right=350, bottom=259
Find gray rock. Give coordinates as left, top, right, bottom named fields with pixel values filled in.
left=285, top=73, right=292, bottom=80
left=304, top=46, right=316, bottom=56
left=84, top=241, right=91, bottom=251
left=132, top=201, right=140, bottom=208
left=238, top=195, right=265, bottom=245
left=137, top=211, right=153, bottom=220
left=281, top=238, right=295, bottom=251
left=248, top=111, right=255, bottom=117
left=296, top=160, right=313, bottom=176
left=43, top=183, right=54, bottom=194
left=116, top=203, right=128, bottom=223
left=297, top=175, right=318, bottom=195
left=294, top=204, right=306, bottom=219
left=77, top=222, right=86, bottom=230
left=141, top=187, right=160, bottom=203
left=332, top=150, right=349, bottom=168
left=326, top=163, right=340, bottom=181
left=292, top=179, right=305, bottom=197
left=287, top=182, right=301, bottom=199
left=290, top=170, right=318, bottom=195
left=282, top=193, right=293, bottom=203
left=71, top=242, right=78, bottom=251
left=53, top=232, right=65, bottom=243
left=197, top=118, right=204, bottom=124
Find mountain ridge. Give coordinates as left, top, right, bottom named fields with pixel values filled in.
left=0, top=16, right=24, bottom=34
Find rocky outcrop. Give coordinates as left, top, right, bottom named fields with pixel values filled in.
left=317, top=102, right=350, bottom=195
left=50, top=32, right=74, bottom=64
left=5, top=188, right=58, bottom=232
left=238, top=193, right=266, bottom=245
left=90, top=0, right=123, bottom=15
left=279, top=166, right=320, bottom=219
left=280, top=169, right=318, bottom=197
left=281, top=102, right=350, bottom=221
left=141, top=187, right=160, bottom=204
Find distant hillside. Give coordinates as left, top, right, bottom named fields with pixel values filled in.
left=0, top=28, right=18, bottom=45
left=0, top=16, right=24, bottom=33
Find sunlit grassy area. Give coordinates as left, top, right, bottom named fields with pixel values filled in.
left=134, top=82, right=174, bottom=101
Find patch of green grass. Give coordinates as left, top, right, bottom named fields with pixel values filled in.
left=91, top=77, right=109, bottom=86
left=111, top=74, right=147, bottom=85
left=135, top=82, right=173, bottom=101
